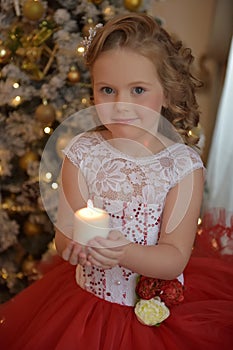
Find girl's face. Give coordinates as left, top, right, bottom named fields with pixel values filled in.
left=92, top=48, right=166, bottom=142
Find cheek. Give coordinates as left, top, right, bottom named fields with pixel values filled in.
left=95, top=103, right=114, bottom=125
left=93, top=89, right=100, bottom=104
left=94, top=94, right=113, bottom=107
left=142, top=94, right=164, bottom=112
left=93, top=86, right=103, bottom=103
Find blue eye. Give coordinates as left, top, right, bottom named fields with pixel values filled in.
left=132, top=87, right=145, bottom=95
left=101, top=87, right=114, bottom=95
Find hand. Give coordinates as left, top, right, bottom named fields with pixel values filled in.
left=86, top=230, right=131, bottom=269
left=62, top=240, right=91, bottom=267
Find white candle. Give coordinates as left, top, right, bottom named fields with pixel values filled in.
left=73, top=200, right=110, bottom=245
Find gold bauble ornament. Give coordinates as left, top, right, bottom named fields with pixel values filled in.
left=123, top=0, right=142, bottom=11
left=19, top=151, right=38, bottom=171
left=35, top=103, right=56, bottom=124
left=67, top=66, right=81, bottom=83
left=23, top=0, right=45, bottom=21
left=1, top=195, right=16, bottom=210
left=0, top=44, right=11, bottom=64
left=23, top=220, right=41, bottom=236
left=103, top=6, right=116, bottom=20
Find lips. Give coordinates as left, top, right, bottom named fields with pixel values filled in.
left=112, top=118, right=138, bottom=124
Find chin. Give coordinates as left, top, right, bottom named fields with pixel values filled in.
left=109, top=123, right=143, bottom=139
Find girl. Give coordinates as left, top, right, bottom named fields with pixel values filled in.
left=0, top=13, right=232, bottom=350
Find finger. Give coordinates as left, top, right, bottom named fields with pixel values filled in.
left=88, top=247, right=119, bottom=266
left=69, top=252, right=78, bottom=265
left=78, top=257, right=86, bottom=266
left=87, top=254, right=101, bottom=267
left=89, top=245, right=122, bottom=260
left=88, top=237, right=126, bottom=250
left=79, top=254, right=87, bottom=266
left=79, top=250, right=87, bottom=259
left=106, top=233, right=129, bottom=248
left=88, top=254, right=112, bottom=269
left=77, top=248, right=87, bottom=265
left=84, top=260, right=92, bottom=267
left=69, top=244, right=82, bottom=265
left=62, top=241, right=75, bottom=261
left=87, top=238, right=107, bottom=249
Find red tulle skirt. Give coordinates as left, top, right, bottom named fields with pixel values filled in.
left=0, top=210, right=233, bottom=350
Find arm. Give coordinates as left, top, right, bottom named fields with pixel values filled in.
left=87, top=168, right=204, bottom=279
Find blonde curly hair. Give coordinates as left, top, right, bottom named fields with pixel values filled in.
left=85, top=13, right=202, bottom=145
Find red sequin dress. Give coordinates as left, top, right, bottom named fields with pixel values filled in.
left=0, top=132, right=232, bottom=350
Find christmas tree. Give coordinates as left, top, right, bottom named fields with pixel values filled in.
left=0, top=0, right=156, bottom=303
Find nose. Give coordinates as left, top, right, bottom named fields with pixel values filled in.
left=114, top=101, right=131, bottom=114
left=114, top=92, right=132, bottom=113
left=114, top=90, right=131, bottom=104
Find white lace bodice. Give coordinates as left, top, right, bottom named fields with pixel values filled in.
left=63, top=132, right=204, bottom=306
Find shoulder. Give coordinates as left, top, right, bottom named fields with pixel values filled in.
left=169, top=143, right=203, bottom=164
left=62, top=131, right=101, bottom=167
left=168, top=143, right=205, bottom=186
left=64, top=131, right=101, bottom=155
left=66, top=131, right=100, bottom=150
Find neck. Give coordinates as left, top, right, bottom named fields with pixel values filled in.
left=100, top=129, right=170, bottom=157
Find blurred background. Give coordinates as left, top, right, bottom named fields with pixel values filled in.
left=0, top=0, right=232, bottom=303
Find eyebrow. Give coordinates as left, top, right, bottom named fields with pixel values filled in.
left=94, top=81, right=154, bottom=86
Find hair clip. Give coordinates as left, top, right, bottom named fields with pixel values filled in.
left=81, top=23, right=103, bottom=56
